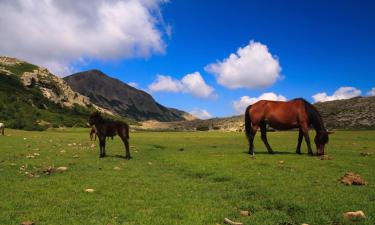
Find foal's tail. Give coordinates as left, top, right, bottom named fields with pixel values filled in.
left=244, top=105, right=252, bottom=142
left=125, top=123, right=130, bottom=139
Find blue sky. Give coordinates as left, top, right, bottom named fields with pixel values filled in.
left=1, top=0, right=374, bottom=118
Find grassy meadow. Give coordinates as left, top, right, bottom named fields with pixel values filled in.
left=0, top=129, right=374, bottom=225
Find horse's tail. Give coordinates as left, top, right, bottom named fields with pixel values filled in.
left=244, top=105, right=252, bottom=142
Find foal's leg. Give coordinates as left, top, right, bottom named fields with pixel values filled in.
left=119, top=128, right=131, bottom=159
left=122, top=137, right=131, bottom=160
left=260, top=122, right=274, bottom=154
left=99, top=136, right=106, bottom=158
left=296, top=128, right=303, bottom=154
left=301, top=124, right=314, bottom=156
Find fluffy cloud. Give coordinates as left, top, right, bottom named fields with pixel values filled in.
left=312, top=87, right=361, bottom=103
left=189, top=108, right=213, bottom=120
left=367, top=87, right=375, bottom=96
left=0, top=0, right=167, bottom=76
left=232, top=92, right=286, bottom=114
left=205, top=41, right=281, bottom=89
left=148, top=72, right=215, bottom=98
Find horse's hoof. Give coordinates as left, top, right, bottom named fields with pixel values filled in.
left=125, top=156, right=132, bottom=160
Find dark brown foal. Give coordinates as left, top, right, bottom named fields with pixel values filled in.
left=88, top=112, right=131, bottom=159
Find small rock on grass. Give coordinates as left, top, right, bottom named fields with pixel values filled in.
left=21, top=221, right=34, bottom=225
left=56, top=166, right=68, bottom=172
left=85, top=188, right=95, bottom=193
left=343, top=210, right=366, bottom=219
left=113, top=166, right=121, bottom=171
left=240, top=210, right=250, bottom=216
left=224, top=218, right=243, bottom=225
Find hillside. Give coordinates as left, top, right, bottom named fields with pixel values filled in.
left=314, top=96, right=375, bottom=129
left=138, top=97, right=375, bottom=131
left=64, top=70, right=194, bottom=122
left=0, top=57, right=113, bottom=130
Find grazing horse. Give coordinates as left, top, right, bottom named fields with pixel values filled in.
left=0, top=123, right=4, bottom=136
left=88, top=112, right=131, bottom=159
left=244, top=98, right=332, bottom=157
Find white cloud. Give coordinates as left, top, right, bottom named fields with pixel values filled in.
left=189, top=108, right=213, bottom=120
left=148, top=72, right=215, bottom=98
left=205, top=41, right=281, bottom=89
left=367, top=87, right=375, bottom=96
left=312, top=86, right=361, bottom=103
left=0, top=0, right=167, bottom=76
left=232, top=92, right=287, bottom=114
left=148, top=75, right=183, bottom=92
left=128, top=82, right=138, bottom=88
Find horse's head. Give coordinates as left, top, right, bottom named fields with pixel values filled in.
left=88, top=111, right=101, bottom=126
left=314, top=130, right=334, bottom=155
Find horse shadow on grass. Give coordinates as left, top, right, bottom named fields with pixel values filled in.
left=106, top=154, right=132, bottom=159
left=241, top=150, right=308, bottom=155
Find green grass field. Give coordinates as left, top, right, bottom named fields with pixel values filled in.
left=0, top=129, right=374, bottom=225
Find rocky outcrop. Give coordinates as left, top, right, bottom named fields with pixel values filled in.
left=0, top=56, right=112, bottom=115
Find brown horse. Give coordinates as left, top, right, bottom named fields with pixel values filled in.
left=244, top=98, right=332, bottom=157
left=88, top=112, right=131, bottom=159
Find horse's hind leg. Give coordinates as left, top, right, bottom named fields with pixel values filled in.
left=248, top=125, right=258, bottom=156
left=296, top=128, right=303, bottom=154
left=260, top=122, right=274, bottom=154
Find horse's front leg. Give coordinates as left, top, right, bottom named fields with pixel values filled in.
left=301, top=124, right=314, bottom=156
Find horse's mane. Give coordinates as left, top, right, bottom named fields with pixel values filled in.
left=293, top=98, right=325, bottom=132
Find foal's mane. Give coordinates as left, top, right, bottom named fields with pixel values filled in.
left=293, top=98, right=325, bottom=132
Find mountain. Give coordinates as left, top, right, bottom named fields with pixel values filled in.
left=137, top=97, right=375, bottom=131
left=64, top=70, right=194, bottom=122
left=0, top=56, right=112, bottom=130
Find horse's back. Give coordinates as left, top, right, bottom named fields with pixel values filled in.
left=250, top=99, right=308, bottom=129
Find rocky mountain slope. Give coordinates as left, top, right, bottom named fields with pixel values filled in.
left=64, top=70, right=194, bottom=122
left=0, top=56, right=112, bottom=130
left=137, top=97, right=375, bottom=131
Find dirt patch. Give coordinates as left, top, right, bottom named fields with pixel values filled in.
left=360, top=152, right=372, bottom=157
left=319, top=155, right=333, bottom=160
left=340, top=172, right=368, bottom=185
